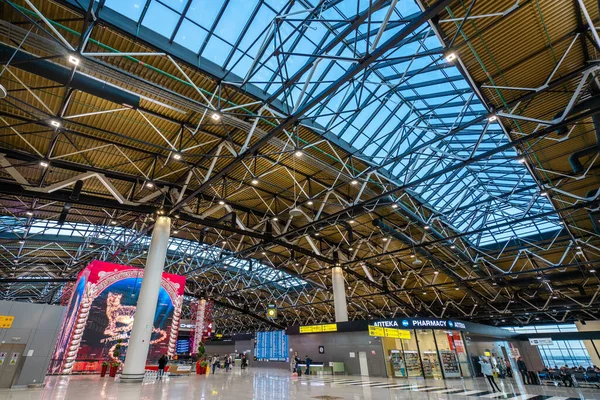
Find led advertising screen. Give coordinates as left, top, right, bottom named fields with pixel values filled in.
left=49, top=261, right=185, bottom=374
left=255, top=330, right=288, bottom=361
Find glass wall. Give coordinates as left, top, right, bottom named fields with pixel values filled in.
left=537, top=340, right=593, bottom=368
left=434, top=330, right=467, bottom=378
left=417, top=330, right=443, bottom=379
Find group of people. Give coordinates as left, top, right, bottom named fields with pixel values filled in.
left=210, top=353, right=249, bottom=373
left=479, top=356, right=526, bottom=393
left=291, top=351, right=312, bottom=376
left=540, top=364, right=600, bottom=387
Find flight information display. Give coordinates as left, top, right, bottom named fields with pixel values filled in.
left=255, top=330, right=288, bottom=361
left=176, top=338, right=190, bottom=354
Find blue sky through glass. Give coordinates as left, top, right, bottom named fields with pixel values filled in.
left=99, top=0, right=561, bottom=246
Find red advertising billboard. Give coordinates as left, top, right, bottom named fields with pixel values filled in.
left=49, top=261, right=185, bottom=374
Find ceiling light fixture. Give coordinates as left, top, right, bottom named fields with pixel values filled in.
left=540, top=190, right=548, bottom=196
left=307, top=200, right=313, bottom=205
left=350, top=179, right=358, bottom=185
left=173, top=230, right=179, bottom=234
left=295, top=150, right=303, bottom=157
left=251, top=178, right=259, bottom=185
left=50, top=119, right=61, bottom=128
left=68, top=55, right=80, bottom=66
left=488, top=114, right=498, bottom=122
left=145, top=181, right=154, bottom=189
left=25, top=211, right=33, bottom=216
left=424, top=224, right=430, bottom=230
left=39, top=160, right=49, bottom=168
left=218, top=200, right=226, bottom=205
left=272, top=217, right=278, bottom=221
left=173, top=153, right=182, bottom=160
left=392, top=203, right=398, bottom=209
left=517, top=157, right=526, bottom=163
left=445, top=52, right=457, bottom=62
left=211, top=112, right=221, bottom=121
left=110, top=220, right=117, bottom=225
left=450, top=244, right=456, bottom=249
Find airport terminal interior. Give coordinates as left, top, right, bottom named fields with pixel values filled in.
left=1, top=0, right=600, bottom=398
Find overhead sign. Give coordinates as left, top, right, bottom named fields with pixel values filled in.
left=368, top=325, right=411, bottom=340
left=370, top=318, right=466, bottom=330
left=0, top=316, right=14, bottom=329
left=299, top=323, right=338, bottom=334
left=529, top=338, right=553, bottom=346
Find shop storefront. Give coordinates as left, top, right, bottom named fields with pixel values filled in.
left=371, top=318, right=472, bottom=379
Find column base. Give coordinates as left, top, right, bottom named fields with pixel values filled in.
left=119, top=372, right=146, bottom=383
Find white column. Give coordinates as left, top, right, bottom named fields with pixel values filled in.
left=121, top=216, right=171, bottom=382
left=332, top=266, right=348, bottom=323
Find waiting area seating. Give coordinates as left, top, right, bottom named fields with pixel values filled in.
left=538, top=367, right=600, bottom=389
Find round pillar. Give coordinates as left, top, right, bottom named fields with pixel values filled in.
left=332, top=266, right=348, bottom=322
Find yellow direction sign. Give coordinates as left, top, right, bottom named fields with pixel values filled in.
left=0, top=316, right=14, bottom=329
left=299, top=323, right=338, bottom=334
left=368, top=325, right=410, bottom=340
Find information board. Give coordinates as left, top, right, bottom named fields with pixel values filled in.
left=176, top=338, right=190, bottom=354
left=255, top=330, right=288, bottom=361
left=368, top=325, right=411, bottom=339
left=299, top=323, right=337, bottom=333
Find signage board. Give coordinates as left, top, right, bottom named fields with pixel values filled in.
left=370, top=318, right=466, bottom=330
left=529, top=338, right=553, bottom=346
left=299, top=323, right=337, bottom=334
left=368, top=325, right=410, bottom=339
left=0, top=316, right=14, bottom=329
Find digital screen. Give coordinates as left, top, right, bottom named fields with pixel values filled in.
left=176, top=339, right=190, bottom=354
left=255, top=330, right=288, bottom=361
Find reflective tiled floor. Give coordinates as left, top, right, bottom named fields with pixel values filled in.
left=1, top=368, right=600, bottom=399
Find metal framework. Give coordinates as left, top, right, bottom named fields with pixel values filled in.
left=0, top=0, right=598, bottom=334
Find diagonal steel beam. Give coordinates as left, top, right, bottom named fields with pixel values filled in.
left=171, top=0, right=453, bottom=214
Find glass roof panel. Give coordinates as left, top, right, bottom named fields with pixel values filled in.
left=100, top=0, right=561, bottom=247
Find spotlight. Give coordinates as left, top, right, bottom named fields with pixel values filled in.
left=350, top=179, right=358, bottom=185
left=211, top=112, right=221, bottom=121
left=218, top=200, right=226, bottom=205
left=455, top=287, right=460, bottom=290
left=295, top=150, right=303, bottom=157
left=110, top=220, right=117, bottom=225
left=68, top=55, right=80, bottom=66
left=272, top=217, right=278, bottom=221
left=222, top=241, right=227, bottom=245
left=39, top=160, right=49, bottom=168
left=25, top=211, right=33, bottom=216
left=18, top=240, right=24, bottom=244
left=391, top=203, right=398, bottom=209
left=50, top=119, right=61, bottom=128
left=488, top=114, right=498, bottom=122
left=382, top=237, right=388, bottom=242
left=517, top=157, right=526, bottom=163
left=349, top=247, right=353, bottom=251
left=349, top=220, right=356, bottom=224
left=422, top=291, right=427, bottom=295
left=173, top=153, right=182, bottom=160
left=424, top=224, right=430, bottom=230
left=251, top=178, right=259, bottom=185
left=174, top=214, right=180, bottom=219
left=173, top=230, right=179, bottom=234
left=145, top=181, right=154, bottom=189
left=410, top=254, right=415, bottom=258
left=307, top=200, right=313, bottom=205
left=540, top=190, right=548, bottom=196
left=314, top=232, right=320, bottom=236
left=445, top=52, right=457, bottom=62
left=261, top=252, right=266, bottom=255
left=450, top=244, right=456, bottom=249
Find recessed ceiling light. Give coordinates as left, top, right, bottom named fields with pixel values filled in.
left=382, top=237, right=388, bottom=241
left=455, top=287, right=460, bottom=290
left=145, top=181, right=154, bottom=188
left=433, top=271, right=439, bottom=274
left=314, top=232, right=320, bottom=236
left=173, top=230, right=179, bottom=234
left=410, top=254, right=415, bottom=258
left=349, top=247, right=353, bottom=251
left=25, top=211, right=33, bottom=216
left=39, top=160, right=49, bottom=168
left=295, top=150, right=303, bottom=157
left=350, top=179, right=358, bottom=185
left=450, top=244, right=456, bottom=249
left=392, top=203, right=398, bottom=209
left=251, top=178, right=259, bottom=185
left=422, top=291, right=427, bottom=295
left=18, top=240, right=24, bottom=244
left=218, top=200, right=225, bottom=205
left=68, top=55, right=80, bottom=65
left=110, top=220, right=117, bottom=225
left=488, top=115, right=498, bottom=122
left=424, top=224, right=430, bottom=230
left=540, top=191, right=548, bottom=196
left=50, top=119, right=61, bottom=128
left=261, top=251, right=266, bottom=255
left=222, top=241, right=226, bottom=245
left=173, top=153, right=182, bottom=160
left=307, top=200, right=313, bottom=205
left=349, top=220, right=356, bottom=224
left=211, top=112, right=221, bottom=121
left=591, top=269, right=596, bottom=273
left=517, top=157, right=526, bottom=163
left=445, top=52, right=457, bottom=62
left=376, top=262, right=381, bottom=265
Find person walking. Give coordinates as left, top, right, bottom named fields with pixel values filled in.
left=157, top=354, right=168, bottom=380
left=479, top=357, right=501, bottom=392
left=517, top=357, right=531, bottom=384
left=212, top=354, right=219, bottom=374
left=224, top=354, right=230, bottom=372
left=305, top=355, right=312, bottom=376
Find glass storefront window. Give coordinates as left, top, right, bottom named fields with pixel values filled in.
left=401, top=332, right=423, bottom=378
left=417, top=330, right=443, bottom=379
left=434, top=330, right=462, bottom=378
left=381, top=331, right=423, bottom=378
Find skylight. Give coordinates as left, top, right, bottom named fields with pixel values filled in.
left=95, top=0, right=561, bottom=246
left=3, top=217, right=308, bottom=289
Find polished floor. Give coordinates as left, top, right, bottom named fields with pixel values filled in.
left=1, top=367, right=600, bottom=399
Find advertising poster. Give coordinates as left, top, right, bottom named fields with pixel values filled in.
left=48, top=261, right=185, bottom=374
